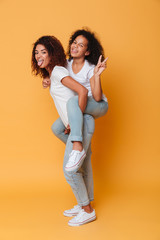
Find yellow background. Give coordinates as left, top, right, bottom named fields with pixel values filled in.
left=0, top=0, right=159, bottom=239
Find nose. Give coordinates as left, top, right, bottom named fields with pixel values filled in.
left=36, top=53, right=41, bottom=59
left=35, top=52, right=41, bottom=60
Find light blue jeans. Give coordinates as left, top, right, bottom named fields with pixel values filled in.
left=51, top=114, right=95, bottom=206
left=67, top=96, right=108, bottom=142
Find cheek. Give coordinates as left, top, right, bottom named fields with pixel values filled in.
left=79, top=48, right=84, bottom=53
left=47, top=56, right=51, bottom=64
left=71, top=43, right=74, bottom=49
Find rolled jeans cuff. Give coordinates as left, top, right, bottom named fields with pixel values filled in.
left=78, top=199, right=90, bottom=207
left=70, top=135, right=83, bottom=142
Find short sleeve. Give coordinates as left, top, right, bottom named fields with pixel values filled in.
left=51, top=66, right=69, bottom=83
left=87, top=66, right=95, bottom=80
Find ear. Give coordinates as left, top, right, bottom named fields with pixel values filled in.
left=85, top=51, right=90, bottom=56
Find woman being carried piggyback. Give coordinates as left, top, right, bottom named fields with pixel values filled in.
left=43, top=29, right=108, bottom=172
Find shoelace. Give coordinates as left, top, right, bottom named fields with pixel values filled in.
left=67, top=205, right=77, bottom=212
left=72, top=205, right=79, bottom=210
left=68, top=151, right=80, bottom=164
left=74, top=209, right=85, bottom=220
left=69, top=150, right=76, bottom=157
left=67, top=205, right=81, bottom=213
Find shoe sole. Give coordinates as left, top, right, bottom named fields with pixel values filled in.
left=65, top=153, right=86, bottom=172
left=68, top=216, right=96, bottom=226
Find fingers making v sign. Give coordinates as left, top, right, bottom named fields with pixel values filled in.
left=94, top=55, right=109, bottom=76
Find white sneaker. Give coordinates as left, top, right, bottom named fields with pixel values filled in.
left=68, top=209, right=96, bottom=226
left=63, top=205, right=82, bottom=217
left=65, top=149, right=86, bottom=172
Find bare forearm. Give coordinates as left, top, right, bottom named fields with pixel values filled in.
left=91, top=55, right=108, bottom=101
left=90, top=74, right=102, bottom=102
left=78, top=90, right=88, bottom=112
left=61, top=76, right=88, bottom=112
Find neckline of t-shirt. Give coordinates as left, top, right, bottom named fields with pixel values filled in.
left=71, top=59, right=86, bottom=75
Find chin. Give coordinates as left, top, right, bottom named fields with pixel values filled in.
left=71, top=54, right=79, bottom=58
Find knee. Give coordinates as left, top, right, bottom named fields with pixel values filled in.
left=63, top=167, right=73, bottom=182
left=51, top=118, right=65, bottom=136
left=51, top=122, right=60, bottom=136
left=101, top=101, right=109, bottom=116
left=63, top=165, right=78, bottom=179
left=104, top=101, right=109, bottom=114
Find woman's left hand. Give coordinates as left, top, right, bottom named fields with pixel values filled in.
left=94, top=55, right=108, bottom=76
left=42, top=77, right=51, bottom=88
left=64, top=125, right=70, bottom=135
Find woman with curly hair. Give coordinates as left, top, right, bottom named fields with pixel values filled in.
left=44, top=29, right=108, bottom=171
left=32, top=32, right=108, bottom=226
left=32, top=35, right=90, bottom=167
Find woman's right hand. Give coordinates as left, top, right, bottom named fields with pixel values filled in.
left=42, top=77, right=51, bottom=88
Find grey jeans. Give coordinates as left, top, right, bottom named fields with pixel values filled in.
left=51, top=114, right=95, bottom=206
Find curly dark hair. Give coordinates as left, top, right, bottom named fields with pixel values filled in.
left=31, top=36, right=66, bottom=78
left=67, top=28, right=105, bottom=65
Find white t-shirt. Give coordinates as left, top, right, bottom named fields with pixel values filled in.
left=67, top=59, right=107, bottom=102
left=50, top=61, right=108, bottom=127
left=49, top=66, right=76, bottom=127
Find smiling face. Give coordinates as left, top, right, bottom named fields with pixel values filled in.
left=70, top=35, right=90, bottom=59
left=34, top=44, right=51, bottom=70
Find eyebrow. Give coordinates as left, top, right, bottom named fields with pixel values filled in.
left=35, top=49, right=47, bottom=52
left=73, top=41, right=84, bottom=46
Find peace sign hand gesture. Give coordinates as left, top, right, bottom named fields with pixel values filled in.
left=94, top=55, right=108, bottom=76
